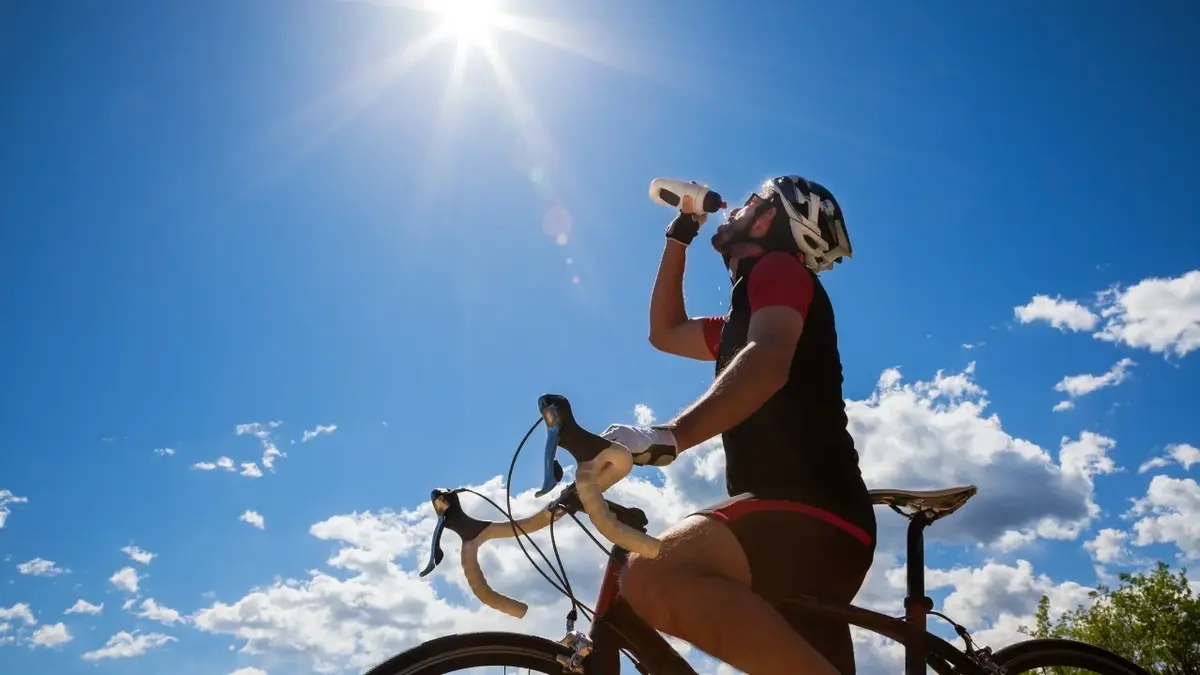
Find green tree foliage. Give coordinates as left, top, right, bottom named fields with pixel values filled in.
left=1021, top=562, right=1200, bottom=674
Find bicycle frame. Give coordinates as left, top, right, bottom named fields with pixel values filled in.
left=576, top=510, right=986, bottom=675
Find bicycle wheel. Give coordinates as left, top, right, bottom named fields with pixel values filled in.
left=363, top=631, right=591, bottom=675
left=990, top=638, right=1151, bottom=675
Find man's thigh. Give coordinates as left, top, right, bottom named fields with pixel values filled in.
left=619, top=513, right=753, bottom=601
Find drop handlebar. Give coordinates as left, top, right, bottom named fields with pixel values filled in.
left=418, top=394, right=662, bottom=618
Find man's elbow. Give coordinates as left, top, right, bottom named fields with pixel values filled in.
left=647, top=330, right=672, bottom=353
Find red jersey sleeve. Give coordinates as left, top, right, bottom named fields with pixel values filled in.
left=699, top=316, right=726, bottom=359
left=747, top=252, right=814, bottom=319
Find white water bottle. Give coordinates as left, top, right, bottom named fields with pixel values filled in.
left=648, top=178, right=726, bottom=214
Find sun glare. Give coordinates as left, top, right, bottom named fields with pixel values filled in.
left=435, top=0, right=501, bottom=45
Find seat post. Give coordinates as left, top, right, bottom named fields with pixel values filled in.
left=903, top=510, right=934, bottom=675
left=904, top=510, right=931, bottom=607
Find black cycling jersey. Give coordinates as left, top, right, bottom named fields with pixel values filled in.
left=703, top=252, right=875, bottom=533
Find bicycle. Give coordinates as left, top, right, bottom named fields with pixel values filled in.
left=366, top=394, right=1151, bottom=675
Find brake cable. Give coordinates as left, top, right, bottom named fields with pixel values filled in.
left=490, top=416, right=611, bottom=620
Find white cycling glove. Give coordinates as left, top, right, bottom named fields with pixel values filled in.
left=600, top=424, right=679, bottom=467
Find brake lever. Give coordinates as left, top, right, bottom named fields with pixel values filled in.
left=536, top=394, right=613, bottom=498
left=419, top=489, right=489, bottom=577
left=536, top=416, right=566, bottom=498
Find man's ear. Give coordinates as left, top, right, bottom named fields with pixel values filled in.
left=749, top=206, right=777, bottom=237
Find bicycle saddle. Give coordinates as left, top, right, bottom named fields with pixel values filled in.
left=869, top=485, right=977, bottom=520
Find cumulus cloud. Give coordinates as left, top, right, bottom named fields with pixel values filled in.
left=922, top=559, right=1092, bottom=631
left=1016, top=270, right=1200, bottom=358
left=187, top=364, right=1129, bottom=674
left=302, top=424, right=338, bottom=442
left=847, top=363, right=1118, bottom=545
left=0, top=489, right=28, bottom=529
left=1052, top=358, right=1134, bottom=412
left=121, top=545, right=156, bottom=565
left=154, top=447, right=176, bottom=456
left=135, top=598, right=185, bottom=626
left=240, top=462, right=264, bottom=478
left=1138, top=443, right=1200, bottom=474
left=1014, top=295, right=1099, bottom=332
left=81, top=631, right=176, bottom=661
left=240, top=510, right=265, bottom=529
left=17, top=558, right=67, bottom=576
left=30, top=622, right=72, bottom=648
left=1128, top=475, right=1200, bottom=559
left=1084, top=528, right=1133, bottom=565
left=109, top=566, right=140, bottom=593
left=1094, top=270, right=1200, bottom=357
left=64, top=599, right=104, bottom=615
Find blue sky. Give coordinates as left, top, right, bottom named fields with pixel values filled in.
left=2, top=1, right=1198, bottom=673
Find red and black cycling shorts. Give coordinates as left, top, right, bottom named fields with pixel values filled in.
left=694, top=493, right=876, bottom=675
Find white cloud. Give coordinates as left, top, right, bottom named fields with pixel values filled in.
left=109, top=566, right=140, bottom=593
left=81, top=631, right=176, bottom=661
left=1052, top=357, right=1134, bottom=411
left=240, top=462, right=264, bottom=478
left=237, top=421, right=287, bottom=470
left=193, top=456, right=237, bottom=472
left=64, top=599, right=104, bottom=615
left=30, top=622, right=72, bottom=647
left=240, top=510, right=265, bottom=529
left=1084, top=528, right=1132, bottom=564
left=1129, top=475, right=1200, bottom=559
left=121, top=545, right=156, bottom=565
left=1138, top=443, right=1200, bottom=474
left=154, top=447, right=176, bottom=456
left=847, top=364, right=1118, bottom=546
left=17, top=558, right=66, bottom=577
left=633, top=404, right=655, bottom=426
left=856, top=558, right=1095, bottom=662
left=0, top=489, right=28, bottom=529
left=236, top=421, right=283, bottom=436
left=135, top=598, right=185, bottom=626
left=923, top=559, right=1092, bottom=634
left=262, top=444, right=284, bottom=470
left=1014, top=295, right=1099, bottom=332
left=1094, top=270, right=1200, bottom=357
left=230, top=668, right=269, bottom=675
left=0, top=603, right=36, bottom=627
left=302, top=424, right=338, bottom=442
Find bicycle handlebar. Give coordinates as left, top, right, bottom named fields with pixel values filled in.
left=418, top=394, right=664, bottom=618
left=536, top=394, right=663, bottom=558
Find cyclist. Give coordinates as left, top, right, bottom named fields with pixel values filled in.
left=600, top=176, right=875, bottom=675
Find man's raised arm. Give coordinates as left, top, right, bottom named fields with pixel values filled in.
left=648, top=198, right=721, bottom=362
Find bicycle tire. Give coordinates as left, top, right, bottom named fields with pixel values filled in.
left=363, top=631, right=589, bottom=675
left=990, top=638, right=1152, bottom=675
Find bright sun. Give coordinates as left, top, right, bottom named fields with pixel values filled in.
left=435, top=0, right=501, bottom=45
